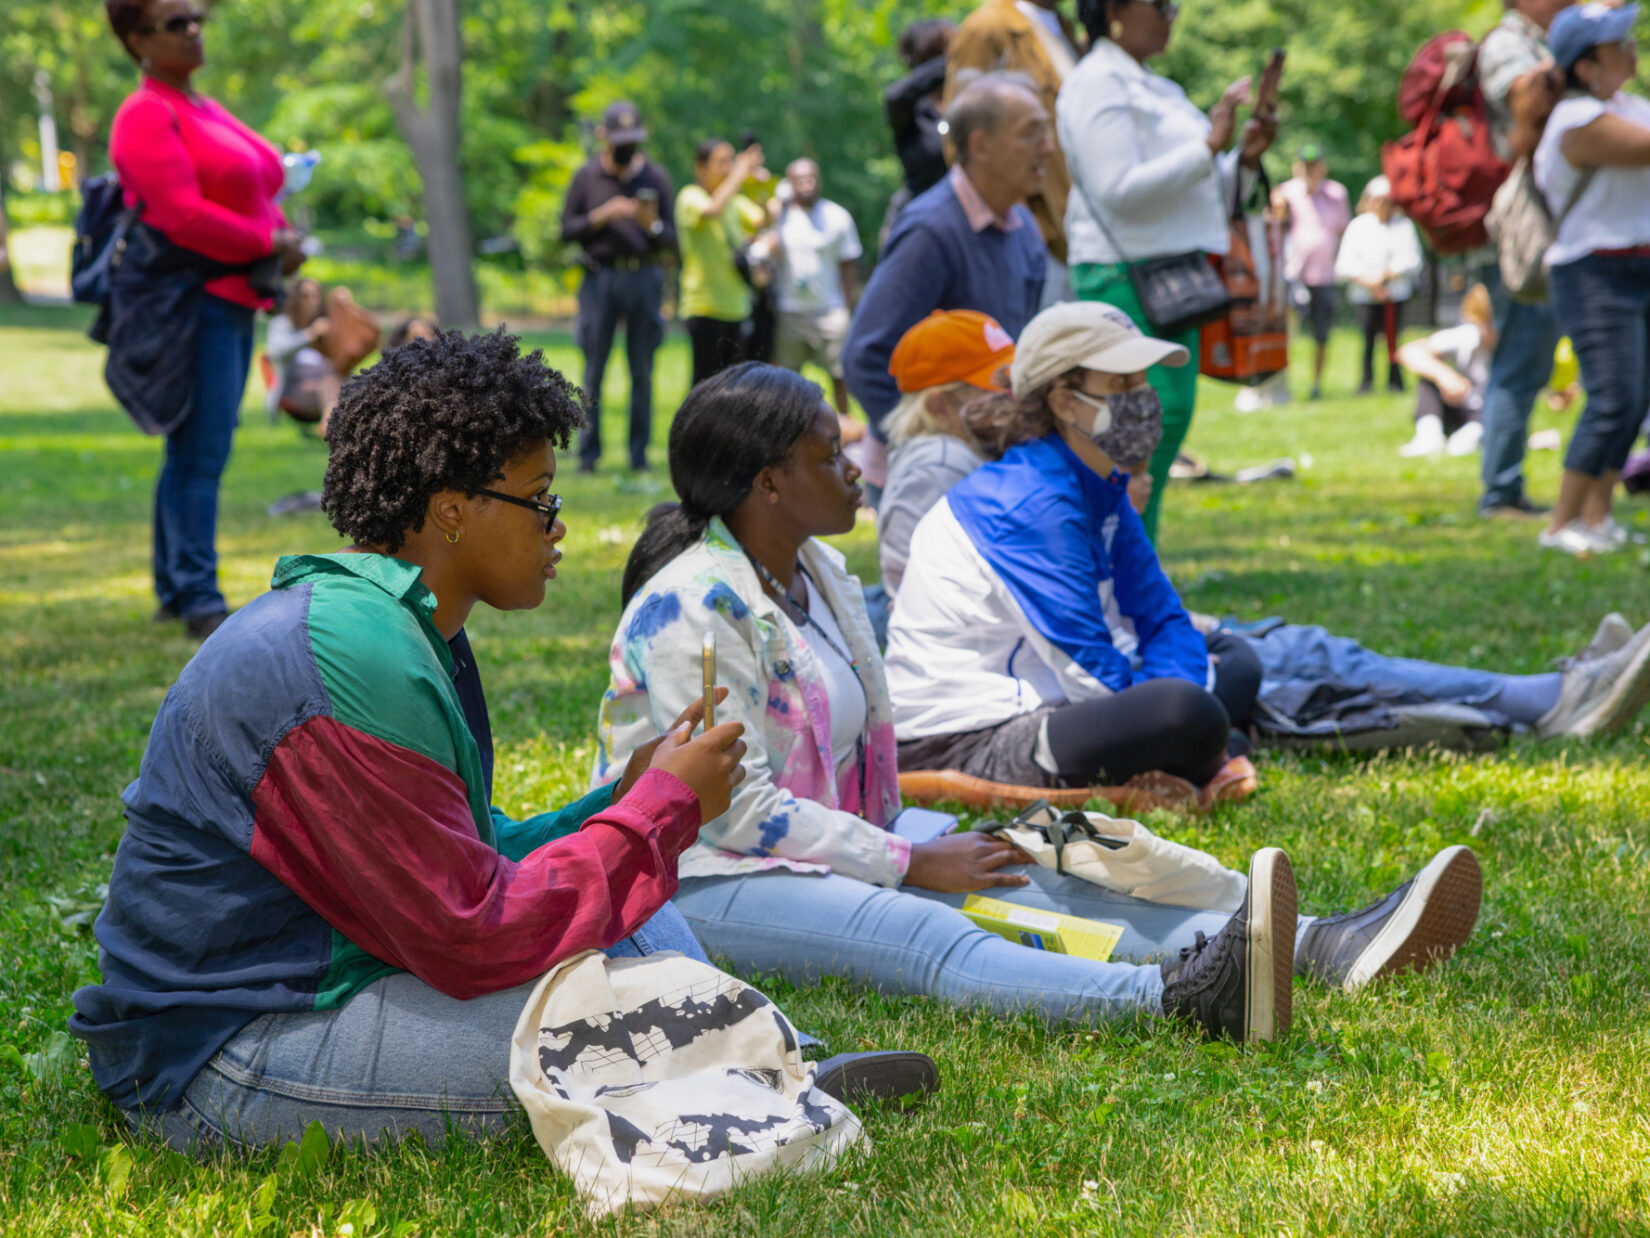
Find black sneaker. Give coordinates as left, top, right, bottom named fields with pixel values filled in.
left=1479, top=495, right=1551, bottom=519
left=811, top=1051, right=939, bottom=1109
left=1161, top=847, right=1296, bottom=1043
left=1297, top=846, right=1481, bottom=992
left=152, top=604, right=180, bottom=624
left=185, top=610, right=230, bottom=641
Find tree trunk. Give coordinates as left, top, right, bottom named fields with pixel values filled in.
left=384, top=0, right=479, bottom=328
left=0, top=183, right=23, bottom=304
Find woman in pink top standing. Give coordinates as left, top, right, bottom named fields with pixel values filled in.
left=105, top=0, right=305, bottom=639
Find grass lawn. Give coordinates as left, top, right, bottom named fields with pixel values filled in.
left=2, top=302, right=1649, bottom=1236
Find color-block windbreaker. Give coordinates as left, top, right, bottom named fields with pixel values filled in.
left=70, top=553, right=702, bottom=1112
left=884, top=433, right=1208, bottom=740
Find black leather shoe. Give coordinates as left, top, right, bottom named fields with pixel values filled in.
left=1297, top=847, right=1481, bottom=992
left=812, top=1051, right=939, bottom=1109
left=1162, top=848, right=1296, bottom=1043
left=185, top=610, right=229, bottom=641
left=152, top=604, right=180, bottom=624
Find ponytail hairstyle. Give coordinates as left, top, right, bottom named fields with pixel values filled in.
left=621, top=362, right=822, bottom=606
left=961, top=369, right=1082, bottom=460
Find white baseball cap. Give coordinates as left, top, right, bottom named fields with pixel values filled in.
left=1009, top=301, right=1189, bottom=396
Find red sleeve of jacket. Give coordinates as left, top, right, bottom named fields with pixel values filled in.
left=248, top=715, right=702, bottom=998
left=109, top=93, right=279, bottom=264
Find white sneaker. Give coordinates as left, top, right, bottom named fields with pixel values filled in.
left=1563, top=613, right=1635, bottom=667
left=1445, top=421, right=1483, bottom=456
left=1539, top=521, right=1615, bottom=557
left=1591, top=518, right=1644, bottom=549
left=1399, top=415, right=1445, bottom=457
left=1538, top=622, right=1650, bottom=737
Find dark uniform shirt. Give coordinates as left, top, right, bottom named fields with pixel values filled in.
left=560, top=157, right=677, bottom=265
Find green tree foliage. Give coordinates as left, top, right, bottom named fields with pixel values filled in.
left=3, top=0, right=1514, bottom=280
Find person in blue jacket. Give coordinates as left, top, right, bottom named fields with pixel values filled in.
left=886, top=301, right=1260, bottom=792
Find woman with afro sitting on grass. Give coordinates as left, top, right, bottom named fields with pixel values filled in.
left=70, top=330, right=749, bottom=1151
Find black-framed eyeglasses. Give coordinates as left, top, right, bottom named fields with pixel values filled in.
left=476, top=488, right=562, bottom=532
left=144, top=10, right=208, bottom=35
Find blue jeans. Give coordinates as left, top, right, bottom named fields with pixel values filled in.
left=673, top=866, right=1281, bottom=1026
left=153, top=296, right=253, bottom=618
left=137, top=904, right=706, bottom=1151
left=1477, top=265, right=1562, bottom=510
left=1549, top=253, right=1650, bottom=477
left=576, top=263, right=665, bottom=469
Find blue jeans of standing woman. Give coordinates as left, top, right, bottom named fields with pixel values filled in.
left=1477, top=263, right=1563, bottom=511
left=1549, top=252, right=1650, bottom=478
left=153, top=295, right=253, bottom=620
left=136, top=904, right=706, bottom=1151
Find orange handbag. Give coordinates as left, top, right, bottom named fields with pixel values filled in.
left=1200, top=169, right=1290, bottom=385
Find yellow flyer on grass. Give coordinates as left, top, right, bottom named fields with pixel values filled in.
left=960, top=895, right=1125, bottom=962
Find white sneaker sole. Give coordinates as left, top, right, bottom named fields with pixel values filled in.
left=1245, top=847, right=1296, bottom=1043
left=1343, top=846, right=1482, bottom=992
left=1569, top=628, right=1650, bottom=738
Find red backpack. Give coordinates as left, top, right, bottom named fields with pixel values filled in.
left=1381, top=31, right=1510, bottom=254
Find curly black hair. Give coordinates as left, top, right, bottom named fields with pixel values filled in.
left=321, top=328, right=585, bottom=552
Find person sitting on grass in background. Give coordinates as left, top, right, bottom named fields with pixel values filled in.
left=596, top=360, right=1484, bottom=1047
left=1396, top=283, right=1497, bottom=458
left=886, top=302, right=1262, bottom=800
left=386, top=314, right=438, bottom=351
left=881, top=303, right=1650, bottom=765
left=264, top=277, right=341, bottom=434
left=877, top=310, right=1012, bottom=600
left=69, top=329, right=753, bottom=1151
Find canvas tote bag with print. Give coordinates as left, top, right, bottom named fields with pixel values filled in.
left=981, top=800, right=1247, bottom=912
left=510, top=950, right=865, bottom=1218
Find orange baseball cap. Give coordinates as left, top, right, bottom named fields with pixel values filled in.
left=888, top=310, right=1015, bottom=394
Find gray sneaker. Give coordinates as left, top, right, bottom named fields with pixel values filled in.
left=1297, top=847, right=1481, bottom=992
left=1554, top=613, right=1635, bottom=670
left=1538, top=622, right=1650, bottom=738
left=1161, top=848, right=1296, bottom=1043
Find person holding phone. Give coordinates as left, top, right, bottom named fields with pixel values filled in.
left=1057, top=0, right=1278, bottom=541
left=677, top=137, right=771, bottom=387
left=560, top=102, right=677, bottom=474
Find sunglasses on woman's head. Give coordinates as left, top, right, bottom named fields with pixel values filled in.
left=145, top=10, right=208, bottom=35
left=1137, top=0, right=1179, bottom=16
left=476, top=488, right=563, bottom=532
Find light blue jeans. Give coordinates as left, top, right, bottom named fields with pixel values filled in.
left=137, top=905, right=705, bottom=1152
left=673, top=865, right=1310, bottom=1026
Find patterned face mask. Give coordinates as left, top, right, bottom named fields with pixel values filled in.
left=1070, top=386, right=1164, bottom=468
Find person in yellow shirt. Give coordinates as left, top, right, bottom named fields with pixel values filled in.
left=676, top=138, right=770, bottom=387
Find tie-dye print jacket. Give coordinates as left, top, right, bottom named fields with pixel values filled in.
left=597, top=519, right=909, bottom=887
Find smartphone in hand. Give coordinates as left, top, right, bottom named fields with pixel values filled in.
left=1257, top=48, right=1286, bottom=115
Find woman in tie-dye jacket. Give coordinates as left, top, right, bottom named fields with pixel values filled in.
left=595, top=362, right=1302, bottom=1039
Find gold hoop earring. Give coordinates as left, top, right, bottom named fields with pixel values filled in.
left=446, top=530, right=461, bottom=544
left=1110, top=20, right=1124, bottom=39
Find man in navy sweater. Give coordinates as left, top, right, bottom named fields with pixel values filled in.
left=844, top=73, right=1051, bottom=445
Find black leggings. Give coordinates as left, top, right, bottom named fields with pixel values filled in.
left=1356, top=299, right=1407, bottom=388
left=1043, top=632, right=1262, bottom=788
left=686, top=316, right=748, bottom=389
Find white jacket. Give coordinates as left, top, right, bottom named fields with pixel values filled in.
left=1334, top=212, right=1424, bottom=304
left=1058, top=38, right=1246, bottom=265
